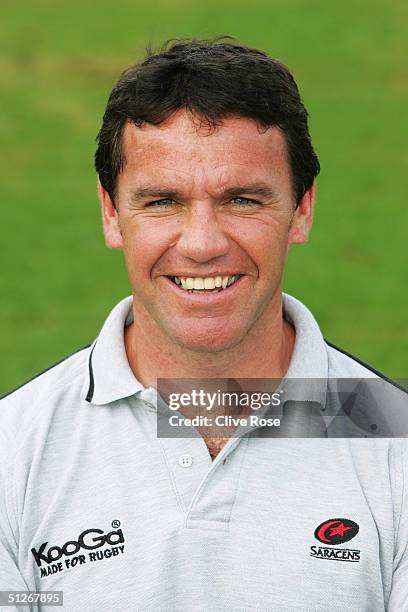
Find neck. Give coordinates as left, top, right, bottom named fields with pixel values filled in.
left=124, top=293, right=296, bottom=388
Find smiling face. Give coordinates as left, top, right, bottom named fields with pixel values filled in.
left=100, top=110, right=315, bottom=353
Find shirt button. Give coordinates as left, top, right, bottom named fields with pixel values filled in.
left=178, top=454, right=193, bottom=468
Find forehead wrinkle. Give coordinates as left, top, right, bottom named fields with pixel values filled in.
left=127, top=160, right=282, bottom=202
left=122, top=119, right=285, bottom=167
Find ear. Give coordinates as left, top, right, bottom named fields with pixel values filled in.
left=98, top=178, right=123, bottom=249
left=288, top=180, right=316, bottom=245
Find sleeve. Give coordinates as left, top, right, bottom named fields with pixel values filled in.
left=0, top=423, right=32, bottom=610
left=387, top=441, right=408, bottom=611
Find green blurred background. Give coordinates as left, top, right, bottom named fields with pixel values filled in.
left=1, top=0, right=407, bottom=395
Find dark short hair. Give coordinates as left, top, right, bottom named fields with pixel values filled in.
left=95, top=38, right=320, bottom=207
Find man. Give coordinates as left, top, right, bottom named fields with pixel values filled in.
left=0, top=39, right=407, bottom=611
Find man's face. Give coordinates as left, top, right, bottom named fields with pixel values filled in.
left=100, top=110, right=314, bottom=352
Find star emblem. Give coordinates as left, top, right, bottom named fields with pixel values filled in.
left=329, top=523, right=353, bottom=537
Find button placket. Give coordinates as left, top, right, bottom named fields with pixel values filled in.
left=157, top=436, right=212, bottom=511
left=184, top=436, right=249, bottom=530
left=135, top=393, right=249, bottom=527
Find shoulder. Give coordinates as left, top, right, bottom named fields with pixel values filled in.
left=0, top=344, right=92, bottom=446
left=325, top=339, right=408, bottom=441
left=325, top=338, right=407, bottom=393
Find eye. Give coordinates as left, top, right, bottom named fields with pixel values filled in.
left=147, top=198, right=175, bottom=208
left=231, top=197, right=259, bottom=207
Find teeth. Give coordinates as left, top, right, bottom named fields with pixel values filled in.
left=227, top=274, right=239, bottom=287
left=204, top=277, right=215, bottom=289
left=193, top=278, right=205, bottom=290
left=171, top=275, right=240, bottom=291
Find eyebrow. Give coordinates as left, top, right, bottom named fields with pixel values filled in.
left=130, top=187, right=181, bottom=201
left=222, top=183, right=278, bottom=200
left=129, top=182, right=278, bottom=202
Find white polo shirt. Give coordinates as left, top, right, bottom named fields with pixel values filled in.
left=0, top=293, right=407, bottom=611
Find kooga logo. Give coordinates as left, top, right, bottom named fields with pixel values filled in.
left=31, top=527, right=124, bottom=567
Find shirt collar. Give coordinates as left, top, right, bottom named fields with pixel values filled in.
left=283, top=293, right=328, bottom=378
left=81, top=296, right=143, bottom=405
left=82, top=293, right=328, bottom=406
left=281, top=293, right=329, bottom=406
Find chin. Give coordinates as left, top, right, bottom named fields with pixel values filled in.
left=166, top=320, right=246, bottom=353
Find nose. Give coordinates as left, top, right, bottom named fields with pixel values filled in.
left=176, top=201, right=230, bottom=263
